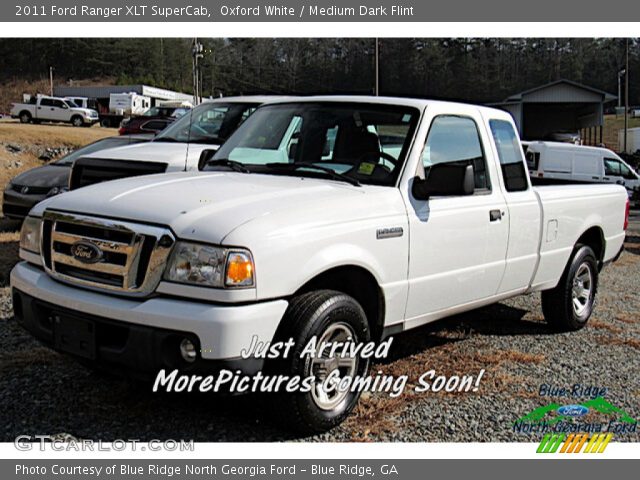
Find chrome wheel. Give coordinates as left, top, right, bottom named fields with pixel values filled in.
left=72, top=117, right=83, bottom=127
left=572, top=262, right=593, bottom=317
left=309, top=322, right=358, bottom=411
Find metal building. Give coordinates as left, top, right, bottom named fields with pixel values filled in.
left=53, top=84, right=193, bottom=105
left=491, top=80, right=617, bottom=145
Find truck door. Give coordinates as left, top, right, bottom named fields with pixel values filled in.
left=50, top=99, right=71, bottom=121
left=487, top=118, right=542, bottom=294
left=404, top=106, right=509, bottom=325
left=37, top=98, right=54, bottom=119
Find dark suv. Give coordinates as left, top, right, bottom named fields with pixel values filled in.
left=118, top=106, right=190, bottom=135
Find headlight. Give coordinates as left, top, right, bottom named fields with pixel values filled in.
left=47, top=186, right=68, bottom=197
left=164, top=242, right=255, bottom=288
left=19, top=216, right=42, bottom=254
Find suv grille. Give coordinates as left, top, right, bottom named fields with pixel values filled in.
left=42, top=211, right=174, bottom=296
left=69, top=158, right=168, bottom=190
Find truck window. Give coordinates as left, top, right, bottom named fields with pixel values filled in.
left=422, top=115, right=489, bottom=191
left=489, top=119, right=529, bottom=192
left=40, top=98, right=53, bottom=107
left=604, top=158, right=621, bottom=176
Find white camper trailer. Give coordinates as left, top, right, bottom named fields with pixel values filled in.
left=108, top=93, right=151, bottom=116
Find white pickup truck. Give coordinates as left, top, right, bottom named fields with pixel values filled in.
left=11, top=97, right=628, bottom=433
left=10, top=95, right=99, bottom=127
left=68, top=96, right=285, bottom=190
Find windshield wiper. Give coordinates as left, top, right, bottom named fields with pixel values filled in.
left=205, top=158, right=251, bottom=174
left=265, top=162, right=360, bottom=187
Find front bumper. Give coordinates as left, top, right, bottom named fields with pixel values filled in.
left=2, top=189, right=47, bottom=219
left=11, top=262, right=288, bottom=377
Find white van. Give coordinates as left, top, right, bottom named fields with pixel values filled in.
left=524, top=141, right=640, bottom=200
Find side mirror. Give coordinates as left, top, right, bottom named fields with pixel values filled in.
left=198, top=149, right=217, bottom=171
left=412, top=163, right=475, bottom=200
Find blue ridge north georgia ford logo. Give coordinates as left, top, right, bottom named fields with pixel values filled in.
left=70, top=241, right=103, bottom=264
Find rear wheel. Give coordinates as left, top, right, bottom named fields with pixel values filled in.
left=19, top=112, right=31, bottom=124
left=542, top=245, right=598, bottom=331
left=267, top=290, right=370, bottom=434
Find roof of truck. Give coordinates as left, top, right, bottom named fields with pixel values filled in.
left=203, top=95, right=296, bottom=104
left=260, top=95, right=510, bottom=115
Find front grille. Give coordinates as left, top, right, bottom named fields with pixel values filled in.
left=69, top=158, right=168, bottom=190
left=2, top=204, right=31, bottom=219
left=42, top=211, right=174, bottom=296
left=11, top=184, right=51, bottom=195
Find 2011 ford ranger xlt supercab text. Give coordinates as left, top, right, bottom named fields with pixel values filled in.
left=11, top=97, right=629, bottom=433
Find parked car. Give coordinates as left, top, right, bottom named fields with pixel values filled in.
left=525, top=141, right=640, bottom=201
left=118, top=105, right=191, bottom=135
left=68, top=96, right=288, bottom=190
left=2, top=135, right=152, bottom=220
left=12, top=97, right=628, bottom=433
left=10, top=95, right=99, bottom=127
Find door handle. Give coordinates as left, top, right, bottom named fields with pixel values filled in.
left=489, top=209, right=503, bottom=222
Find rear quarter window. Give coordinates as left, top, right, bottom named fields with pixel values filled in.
left=489, top=119, right=529, bottom=192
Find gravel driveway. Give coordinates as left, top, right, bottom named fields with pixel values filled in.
left=0, top=214, right=638, bottom=443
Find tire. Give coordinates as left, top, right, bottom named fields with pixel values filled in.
left=19, top=111, right=31, bottom=124
left=267, top=290, right=371, bottom=434
left=71, top=115, right=84, bottom=127
left=100, top=118, right=111, bottom=128
left=541, top=245, right=599, bottom=331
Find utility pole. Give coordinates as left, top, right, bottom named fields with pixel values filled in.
left=624, top=38, right=629, bottom=153
left=49, top=66, right=54, bottom=96
left=374, top=38, right=380, bottom=96
left=192, top=38, right=204, bottom=105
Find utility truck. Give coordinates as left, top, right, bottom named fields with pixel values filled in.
left=11, top=97, right=628, bottom=433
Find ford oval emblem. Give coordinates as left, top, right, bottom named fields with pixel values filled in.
left=558, top=405, right=589, bottom=417
left=70, top=241, right=103, bottom=264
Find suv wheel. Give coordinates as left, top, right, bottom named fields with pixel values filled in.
left=71, top=115, right=84, bottom=127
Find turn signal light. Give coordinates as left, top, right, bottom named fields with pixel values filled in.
left=624, top=198, right=630, bottom=231
left=225, top=252, right=254, bottom=287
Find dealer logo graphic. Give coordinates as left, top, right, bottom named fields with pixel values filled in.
left=536, top=432, right=613, bottom=453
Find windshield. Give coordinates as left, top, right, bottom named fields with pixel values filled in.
left=155, top=102, right=260, bottom=144
left=208, top=102, right=419, bottom=187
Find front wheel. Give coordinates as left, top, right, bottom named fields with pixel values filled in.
left=542, top=245, right=598, bottom=331
left=267, top=290, right=371, bottom=434
left=71, top=116, right=84, bottom=127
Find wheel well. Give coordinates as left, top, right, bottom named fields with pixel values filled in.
left=19, top=110, right=31, bottom=117
left=296, top=266, right=385, bottom=342
left=577, top=227, right=605, bottom=266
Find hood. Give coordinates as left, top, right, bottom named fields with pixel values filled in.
left=8, top=164, right=70, bottom=189
left=72, top=107, right=97, bottom=116
left=82, top=141, right=216, bottom=169
left=32, top=171, right=369, bottom=244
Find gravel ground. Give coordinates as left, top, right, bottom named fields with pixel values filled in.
left=0, top=213, right=638, bottom=443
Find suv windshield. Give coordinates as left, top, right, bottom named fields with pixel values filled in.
left=155, top=102, right=260, bottom=144
left=207, top=102, right=419, bottom=187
